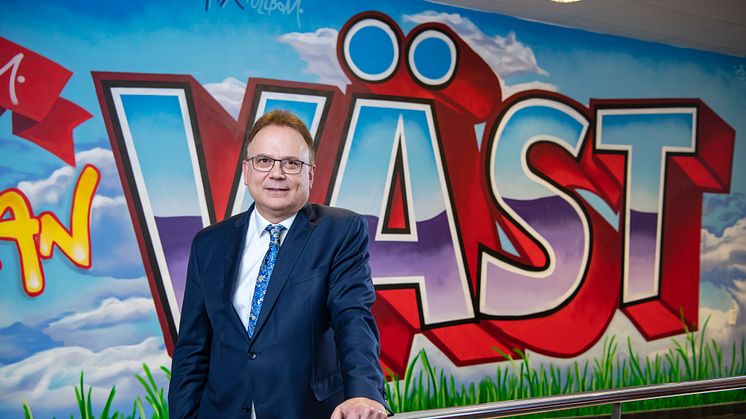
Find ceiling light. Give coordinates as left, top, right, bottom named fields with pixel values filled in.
left=551, top=0, right=582, bottom=3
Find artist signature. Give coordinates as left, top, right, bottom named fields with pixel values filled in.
left=207, top=0, right=304, bottom=27
left=0, top=53, right=25, bottom=106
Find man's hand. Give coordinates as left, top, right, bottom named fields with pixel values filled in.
left=330, top=397, right=388, bottom=419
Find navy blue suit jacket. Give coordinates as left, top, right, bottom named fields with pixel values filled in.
left=168, top=204, right=387, bottom=418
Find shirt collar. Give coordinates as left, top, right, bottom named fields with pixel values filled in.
left=252, top=209, right=297, bottom=238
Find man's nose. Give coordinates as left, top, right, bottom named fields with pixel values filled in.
left=268, top=160, right=286, bottom=178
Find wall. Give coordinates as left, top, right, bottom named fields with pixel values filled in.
left=1, top=0, right=745, bottom=416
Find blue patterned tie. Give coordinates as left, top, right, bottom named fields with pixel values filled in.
left=248, top=224, right=285, bottom=338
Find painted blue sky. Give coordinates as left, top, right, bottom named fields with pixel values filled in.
left=599, top=112, right=696, bottom=213
left=1, top=0, right=746, bottom=416
left=333, top=103, right=445, bottom=221
left=491, top=102, right=587, bottom=201
left=119, top=93, right=206, bottom=218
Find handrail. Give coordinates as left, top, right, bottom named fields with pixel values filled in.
left=394, top=375, right=746, bottom=418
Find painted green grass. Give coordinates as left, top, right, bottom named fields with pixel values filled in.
left=21, top=316, right=745, bottom=418
left=22, top=364, right=170, bottom=419
left=383, top=316, right=746, bottom=416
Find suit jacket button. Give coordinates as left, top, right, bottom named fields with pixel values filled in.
left=241, top=407, right=251, bottom=413
left=248, top=352, right=257, bottom=360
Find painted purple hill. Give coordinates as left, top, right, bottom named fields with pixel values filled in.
left=154, top=215, right=203, bottom=310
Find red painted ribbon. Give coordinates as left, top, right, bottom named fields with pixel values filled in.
left=1, top=37, right=91, bottom=166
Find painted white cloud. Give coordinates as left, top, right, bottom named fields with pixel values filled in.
left=701, top=217, right=746, bottom=323
left=699, top=305, right=740, bottom=348
left=403, top=11, right=549, bottom=81
left=16, top=147, right=122, bottom=207
left=732, top=279, right=746, bottom=310
left=700, top=216, right=746, bottom=332
left=702, top=192, right=746, bottom=236
left=278, top=28, right=350, bottom=91
left=275, top=12, right=554, bottom=99
left=92, top=194, right=127, bottom=209
left=45, top=297, right=154, bottom=333
left=203, top=76, right=247, bottom=120
left=701, top=217, right=746, bottom=280
left=17, top=276, right=152, bottom=330
left=502, top=80, right=559, bottom=97
left=0, top=337, right=170, bottom=417
left=13, top=147, right=145, bottom=278
left=15, top=165, right=75, bottom=207
left=43, top=297, right=159, bottom=351
left=729, top=278, right=746, bottom=324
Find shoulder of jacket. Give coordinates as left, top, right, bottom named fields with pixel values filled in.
left=308, top=203, right=360, bottom=220
left=194, top=211, right=245, bottom=241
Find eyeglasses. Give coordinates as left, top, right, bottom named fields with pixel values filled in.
left=246, top=156, right=311, bottom=174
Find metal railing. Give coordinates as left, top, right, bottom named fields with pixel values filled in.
left=394, top=375, right=746, bottom=418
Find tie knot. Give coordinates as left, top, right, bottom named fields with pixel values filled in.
left=265, top=224, right=285, bottom=244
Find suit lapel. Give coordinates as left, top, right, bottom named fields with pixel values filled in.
left=250, top=204, right=316, bottom=343
left=224, top=208, right=252, bottom=346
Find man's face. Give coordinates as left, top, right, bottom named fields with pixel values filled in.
left=243, top=125, right=315, bottom=223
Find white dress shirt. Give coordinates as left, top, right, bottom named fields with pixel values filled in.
left=232, top=210, right=296, bottom=332
left=232, top=210, right=296, bottom=419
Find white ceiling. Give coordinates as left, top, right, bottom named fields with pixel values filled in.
left=432, top=0, right=746, bottom=57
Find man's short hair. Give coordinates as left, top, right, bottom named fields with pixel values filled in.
left=245, top=109, right=315, bottom=162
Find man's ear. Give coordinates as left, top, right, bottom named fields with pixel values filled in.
left=242, top=160, right=251, bottom=185
left=308, top=163, right=316, bottom=188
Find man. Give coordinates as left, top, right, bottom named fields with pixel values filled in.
left=169, top=110, right=389, bottom=418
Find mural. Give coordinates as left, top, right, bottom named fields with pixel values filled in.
left=1, top=0, right=745, bottom=416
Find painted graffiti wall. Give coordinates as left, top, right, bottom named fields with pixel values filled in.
left=1, top=0, right=745, bottom=416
